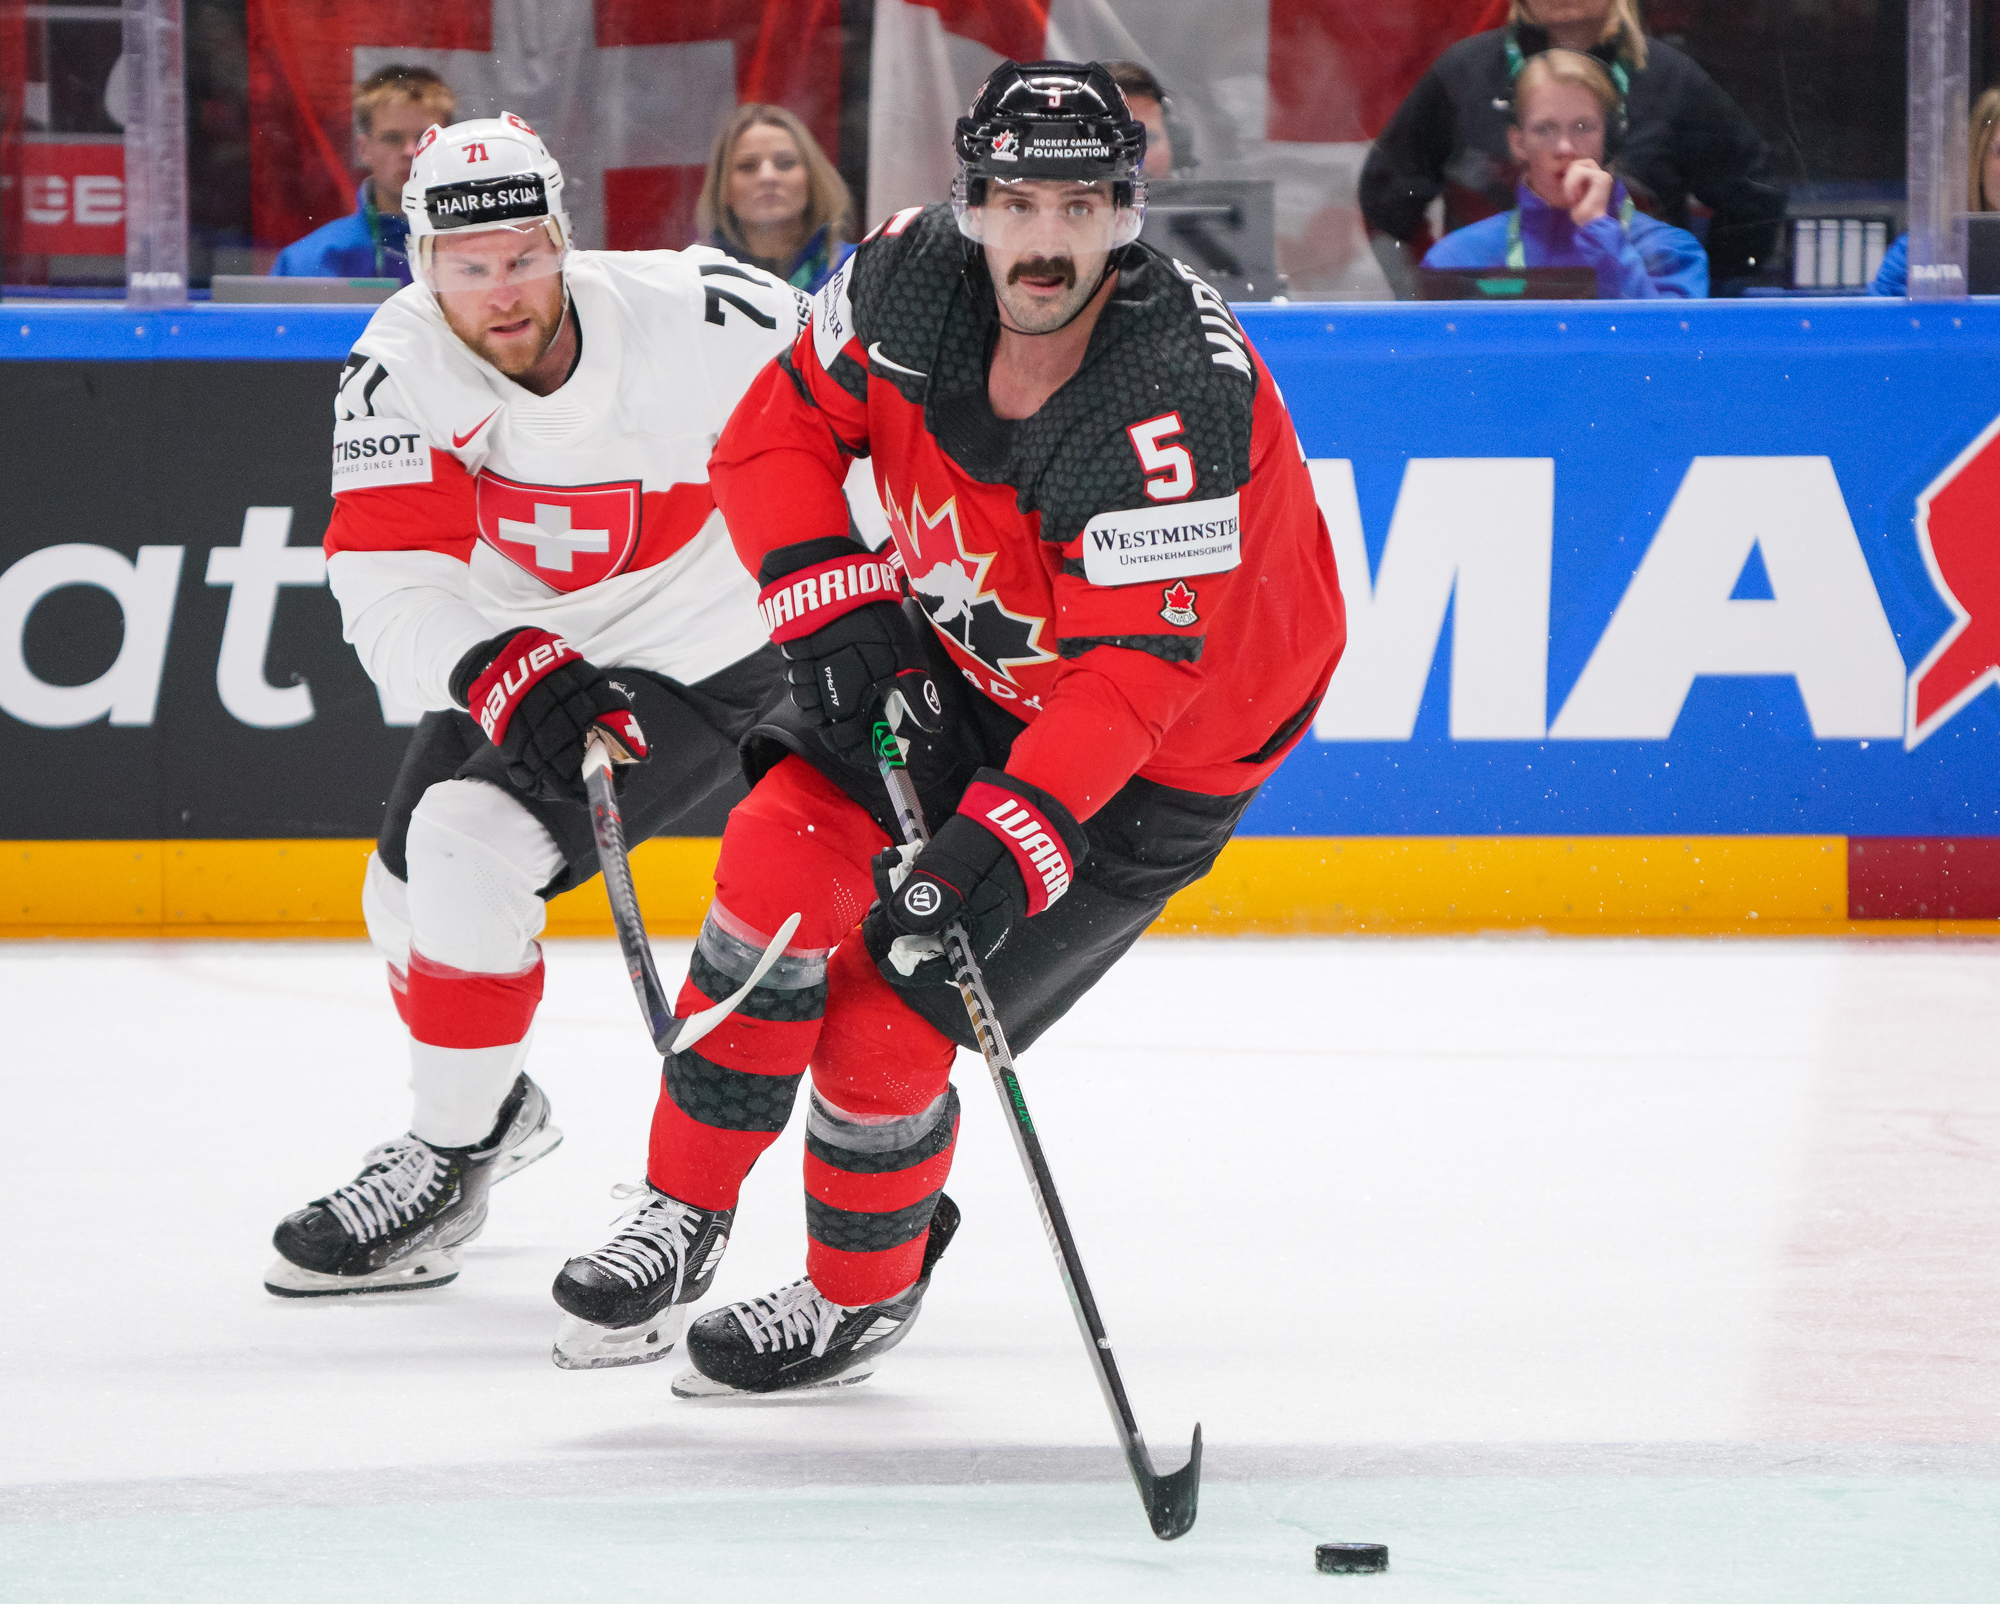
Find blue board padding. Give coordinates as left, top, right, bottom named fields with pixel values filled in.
left=0, top=303, right=373, bottom=360
left=3, top=289, right=1982, bottom=363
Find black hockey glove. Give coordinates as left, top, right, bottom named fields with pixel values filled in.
left=864, top=769, right=1087, bottom=988
left=450, top=627, right=648, bottom=803
left=757, top=536, right=942, bottom=768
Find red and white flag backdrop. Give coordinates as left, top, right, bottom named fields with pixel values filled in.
left=245, top=0, right=843, bottom=257
left=869, top=0, right=1506, bottom=295
left=229, top=0, right=1500, bottom=282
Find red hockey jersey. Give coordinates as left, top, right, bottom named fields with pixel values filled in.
left=711, top=204, right=1344, bottom=821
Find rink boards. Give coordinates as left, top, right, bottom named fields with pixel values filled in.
left=5, top=297, right=2000, bottom=935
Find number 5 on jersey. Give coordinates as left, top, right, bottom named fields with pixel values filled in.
left=1128, top=413, right=1194, bottom=502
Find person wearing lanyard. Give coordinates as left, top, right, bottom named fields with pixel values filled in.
left=694, top=104, right=855, bottom=294
left=272, top=66, right=456, bottom=285
left=1421, top=49, right=1707, bottom=300
left=1362, top=1, right=1779, bottom=293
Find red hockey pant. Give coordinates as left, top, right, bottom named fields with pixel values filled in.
left=646, top=757, right=958, bottom=1306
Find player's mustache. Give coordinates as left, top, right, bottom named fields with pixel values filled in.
left=1007, top=255, right=1077, bottom=289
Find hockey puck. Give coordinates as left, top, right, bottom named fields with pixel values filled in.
left=1316, top=1543, right=1389, bottom=1574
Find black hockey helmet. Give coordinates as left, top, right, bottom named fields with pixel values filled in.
left=952, top=60, right=1149, bottom=248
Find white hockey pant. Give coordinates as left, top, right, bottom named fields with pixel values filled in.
left=363, top=777, right=563, bottom=1148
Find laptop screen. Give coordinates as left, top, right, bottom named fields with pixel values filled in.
left=1415, top=266, right=1600, bottom=301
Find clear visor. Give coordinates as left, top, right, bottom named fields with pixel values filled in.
left=952, top=176, right=1145, bottom=254
left=419, top=218, right=568, bottom=293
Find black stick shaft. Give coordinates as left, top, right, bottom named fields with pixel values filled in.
left=585, top=746, right=676, bottom=1054
left=873, top=727, right=1198, bottom=1537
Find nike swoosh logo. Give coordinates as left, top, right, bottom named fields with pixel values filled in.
left=452, top=408, right=500, bottom=448
left=868, top=342, right=927, bottom=379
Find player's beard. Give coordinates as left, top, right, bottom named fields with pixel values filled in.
left=443, top=280, right=568, bottom=377
left=993, top=252, right=1103, bottom=335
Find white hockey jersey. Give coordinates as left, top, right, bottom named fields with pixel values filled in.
left=324, top=247, right=808, bottom=712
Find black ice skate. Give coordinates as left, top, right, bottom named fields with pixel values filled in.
left=672, top=1193, right=959, bottom=1397
left=263, top=1074, right=561, bottom=1297
left=549, top=1184, right=733, bottom=1370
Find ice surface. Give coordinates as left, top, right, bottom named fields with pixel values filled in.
left=4, top=936, right=1998, bottom=1598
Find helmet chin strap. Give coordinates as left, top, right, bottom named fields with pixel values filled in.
left=992, top=253, right=1121, bottom=338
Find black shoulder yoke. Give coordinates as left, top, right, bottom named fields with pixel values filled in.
left=844, top=206, right=1258, bottom=546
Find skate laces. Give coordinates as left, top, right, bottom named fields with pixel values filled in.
left=733, top=1278, right=846, bottom=1358
left=579, top=1183, right=709, bottom=1293
left=324, top=1139, right=448, bottom=1243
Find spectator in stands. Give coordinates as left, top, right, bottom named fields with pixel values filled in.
left=698, top=105, right=853, bottom=292
left=272, top=66, right=455, bottom=283
left=1103, top=60, right=1181, bottom=179
left=1423, top=50, right=1706, bottom=299
left=1361, top=0, right=1780, bottom=294
left=1870, top=87, right=2000, bottom=295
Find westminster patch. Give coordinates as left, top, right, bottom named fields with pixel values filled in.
left=1080, top=493, right=1242, bottom=586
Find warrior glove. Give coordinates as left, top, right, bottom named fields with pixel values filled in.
left=450, top=628, right=648, bottom=803
left=757, top=536, right=941, bottom=768
left=866, top=769, right=1087, bottom=986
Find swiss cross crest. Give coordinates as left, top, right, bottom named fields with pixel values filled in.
left=1160, top=580, right=1198, bottom=626
left=888, top=485, right=1053, bottom=683
left=475, top=470, right=642, bottom=594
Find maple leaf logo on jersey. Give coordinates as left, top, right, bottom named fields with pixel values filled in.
left=889, top=486, right=1053, bottom=682
left=1160, top=581, right=1198, bottom=626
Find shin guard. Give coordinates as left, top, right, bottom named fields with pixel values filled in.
left=804, top=1086, right=960, bottom=1307
left=644, top=900, right=829, bottom=1209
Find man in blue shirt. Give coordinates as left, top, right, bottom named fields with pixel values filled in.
left=272, top=66, right=457, bottom=284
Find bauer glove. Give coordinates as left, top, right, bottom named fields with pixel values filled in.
left=450, top=627, right=648, bottom=803
left=864, top=768, right=1087, bottom=987
left=757, top=536, right=942, bottom=768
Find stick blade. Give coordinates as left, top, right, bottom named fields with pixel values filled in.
left=1137, top=1423, right=1202, bottom=1540
left=657, top=911, right=804, bottom=1056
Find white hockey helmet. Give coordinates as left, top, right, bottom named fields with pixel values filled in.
left=403, top=113, right=571, bottom=287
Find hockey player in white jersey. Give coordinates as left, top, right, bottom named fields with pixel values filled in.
left=265, top=114, right=803, bottom=1298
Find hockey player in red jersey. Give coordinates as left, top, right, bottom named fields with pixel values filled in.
left=550, top=61, right=1343, bottom=1390
left=264, top=116, right=806, bottom=1299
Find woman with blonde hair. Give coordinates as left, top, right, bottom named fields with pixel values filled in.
left=1361, top=0, right=1781, bottom=291
left=1869, top=88, right=2000, bottom=295
left=698, top=104, right=854, bottom=292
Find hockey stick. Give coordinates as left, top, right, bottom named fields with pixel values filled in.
left=870, top=706, right=1202, bottom=1542
left=582, top=729, right=801, bottom=1056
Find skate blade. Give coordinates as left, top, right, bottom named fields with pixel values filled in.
left=669, top=1363, right=878, bottom=1399
left=552, top=1306, right=687, bottom=1370
left=263, top=1251, right=461, bottom=1298
left=491, top=1124, right=563, bottom=1184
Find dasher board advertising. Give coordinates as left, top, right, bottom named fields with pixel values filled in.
left=1237, top=298, right=2000, bottom=837
left=4, top=298, right=2000, bottom=841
